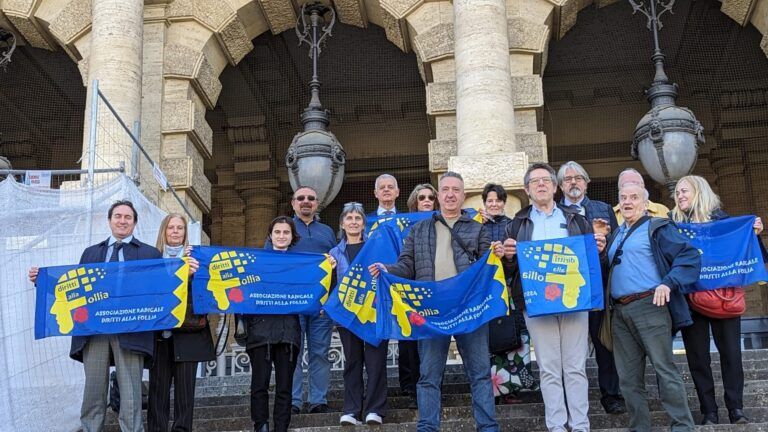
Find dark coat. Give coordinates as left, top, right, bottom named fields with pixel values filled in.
left=386, top=210, right=490, bottom=281
left=164, top=324, right=216, bottom=362
left=243, top=246, right=301, bottom=350
left=605, top=217, right=701, bottom=331
left=504, top=204, right=594, bottom=311
left=70, top=236, right=162, bottom=363
left=560, top=195, right=619, bottom=233
left=484, top=214, right=512, bottom=243
left=164, top=275, right=216, bottom=363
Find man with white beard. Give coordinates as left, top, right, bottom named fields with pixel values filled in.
left=556, top=161, right=625, bottom=415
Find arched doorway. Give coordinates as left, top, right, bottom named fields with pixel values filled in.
left=205, top=22, right=430, bottom=246
left=542, top=0, right=768, bottom=315
left=0, top=44, right=85, bottom=185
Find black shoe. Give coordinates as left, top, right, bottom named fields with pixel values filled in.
left=407, top=396, right=418, bottom=410
left=701, top=412, right=719, bottom=425
left=291, top=405, right=302, bottom=415
left=254, top=423, right=269, bottom=432
left=601, top=396, right=626, bottom=415
left=309, top=403, right=331, bottom=414
left=729, top=409, right=749, bottom=424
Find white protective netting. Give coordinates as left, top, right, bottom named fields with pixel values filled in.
left=0, top=174, right=199, bottom=432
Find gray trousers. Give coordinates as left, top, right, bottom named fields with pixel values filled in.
left=612, top=296, right=694, bottom=432
left=525, top=311, right=590, bottom=432
left=81, top=335, right=145, bottom=432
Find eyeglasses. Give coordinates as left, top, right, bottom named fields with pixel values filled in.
left=417, top=194, right=435, bottom=202
left=294, top=195, right=317, bottom=202
left=528, top=177, right=553, bottom=185
left=563, top=175, right=586, bottom=183
left=343, top=202, right=364, bottom=210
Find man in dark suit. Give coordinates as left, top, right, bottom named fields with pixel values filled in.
left=30, top=200, right=161, bottom=432
left=556, top=161, right=625, bottom=415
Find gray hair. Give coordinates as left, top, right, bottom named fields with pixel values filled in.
left=557, top=161, right=591, bottom=185
left=617, top=168, right=645, bottom=187
left=439, top=171, right=464, bottom=185
left=523, top=162, right=557, bottom=187
left=374, top=174, right=398, bottom=190
left=618, top=183, right=649, bottom=202
left=337, top=202, right=367, bottom=240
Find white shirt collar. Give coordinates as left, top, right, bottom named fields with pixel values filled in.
left=377, top=206, right=397, bottom=215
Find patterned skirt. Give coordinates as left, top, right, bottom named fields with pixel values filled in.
left=490, top=331, right=538, bottom=397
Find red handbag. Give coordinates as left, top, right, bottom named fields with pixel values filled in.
left=687, top=287, right=746, bottom=319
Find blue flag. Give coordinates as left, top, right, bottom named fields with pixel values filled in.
left=191, top=246, right=333, bottom=314
left=517, top=234, right=603, bottom=317
left=677, top=216, right=768, bottom=293
left=35, top=258, right=189, bottom=339
left=366, top=211, right=435, bottom=238
left=376, top=250, right=509, bottom=340
left=324, top=224, right=404, bottom=345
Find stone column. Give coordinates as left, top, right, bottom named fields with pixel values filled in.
left=83, top=0, right=144, bottom=175
left=241, top=189, right=280, bottom=248
left=217, top=189, right=246, bottom=248
left=453, top=0, right=515, bottom=155
left=449, top=0, right=527, bottom=211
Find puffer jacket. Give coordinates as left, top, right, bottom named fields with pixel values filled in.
left=386, top=210, right=490, bottom=281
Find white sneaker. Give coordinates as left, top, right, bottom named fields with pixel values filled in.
left=365, top=413, right=383, bottom=425
left=340, top=414, right=360, bottom=426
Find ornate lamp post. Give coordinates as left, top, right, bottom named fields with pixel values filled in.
left=629, top=0, right=704, bottom=195
left=285, top=3, right=345, bottom=210
left=0, top=27, right=17, bottom=71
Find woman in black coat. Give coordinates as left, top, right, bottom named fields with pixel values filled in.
left=245, top=216, right=334, bottom=432
left=148, top=213, right=216, bottom=432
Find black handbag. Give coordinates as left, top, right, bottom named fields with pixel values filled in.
left=488, top=309, right=525, bottom=354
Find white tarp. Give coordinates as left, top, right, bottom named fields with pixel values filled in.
left=0, top=174, right=199, bottom=432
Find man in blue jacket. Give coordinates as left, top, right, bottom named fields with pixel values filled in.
left=556, top=161, right=625, bottom=415
left=30, top=200, right=161, bottom=432
left=271, top=186, right=337, bottom=415
left=605, top=183, right=699, bottom=432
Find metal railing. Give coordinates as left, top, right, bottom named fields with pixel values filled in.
left=88, top=79, right=197, bottom=223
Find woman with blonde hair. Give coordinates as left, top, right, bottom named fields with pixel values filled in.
left=147, top=214, right=215, bottom=432
left=671, top=175, right=763, bottom=425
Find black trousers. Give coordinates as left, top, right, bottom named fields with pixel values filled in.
left=681, top=310, right=744, bottom=414
left=147, top=337, right=199, bottom=432
left=247, top=343, right=298, bottom=432
left=339, top=327, right=389, bottom=417
left=588, top=309, right=621, bottom=398
left=398, top=340, right=420, bottom=394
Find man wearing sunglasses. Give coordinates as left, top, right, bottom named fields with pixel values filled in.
left=268, top=186, right=337, bottom=415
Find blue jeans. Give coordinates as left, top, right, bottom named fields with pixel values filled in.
left=292, top=313, right=333, bottom=407
left=416, top=324, right=498, bottom=432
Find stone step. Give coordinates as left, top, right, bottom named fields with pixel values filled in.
left=198, top=362, right=768, bottom=391
left=189, top=383, right=767, bottom=411
left=107, top=392, right=768, bottom=426
left=201, top=353, right=768, bottom=383
left=193, top=370, right=768, bottom=398
left=131, top=406, right=767, bottom=432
